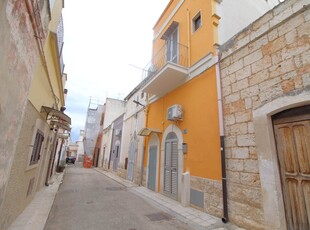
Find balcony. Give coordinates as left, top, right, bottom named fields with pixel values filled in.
left=141, top=42, right=188, bottom=97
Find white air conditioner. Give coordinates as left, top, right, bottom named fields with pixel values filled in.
left=167, top=104, right=183, bottom=121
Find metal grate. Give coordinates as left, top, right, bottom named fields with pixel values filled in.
left=106, top=187, right=124, bottom=191
left=145, top=212, right=172, bottom=221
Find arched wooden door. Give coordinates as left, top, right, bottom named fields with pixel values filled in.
left=273, top=105, right=310, bottom=230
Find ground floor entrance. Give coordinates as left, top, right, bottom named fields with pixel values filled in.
left=163, top=132, right=178, bottom=199
left=273, top=105, right=310, bottom=230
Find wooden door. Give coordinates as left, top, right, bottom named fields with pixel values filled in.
left=273, top=106, right=310, bottom=230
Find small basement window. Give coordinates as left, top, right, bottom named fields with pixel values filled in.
left=192, top=12, right=202, bottom=32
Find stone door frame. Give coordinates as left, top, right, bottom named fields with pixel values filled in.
left=253, top=90, right=310, bottom=230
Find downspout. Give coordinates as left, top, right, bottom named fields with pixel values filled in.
left=108, top=126, right=114, bottom=170
left=56, top=138, right=64, bottom=171
left=187, top=9, right=191, bottom=67
left=45, top=130, right=58, bottom=186
left=140, top=96, right=149, bottom=186
left=215, top=49, right=228, bottom=223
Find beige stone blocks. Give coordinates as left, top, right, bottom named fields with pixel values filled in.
left=302, top=73, right=310, bottom=86
left=277, top=12, right=304, bottom=36
left=190, top=176, right=223, bottom=218
left=231, top=147, right=249, bottom=159
left=241, top=85, right=260, bottom=98
left=225, top=92, right=240, bottom=103
left=251, top=55, right=272, bottom=74
left=237, top=134, right=256, bottom=147
left=229, top=200, right=264, bottom=230
left=244, top=50, right=263, bottom=66
left=267, top=29, right=279, bottom=42
left=227, top=159, right=244, bottom=172
left=228, top=59, right=244, bottom=75
left=270, top=5, right=293, bottom=28
left=262, top=36, right=286, bottom=56
left=219, top=2, right=309, bottom=229
left=236, top=65, right=251, bottom=81
left=229, top=123, right=248, bottom=136
left=232, top=78, right=249, bottom=93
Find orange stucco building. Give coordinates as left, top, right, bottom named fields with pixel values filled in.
left=140, top=0, right=224, bottom=216
left=139, top=0, right=279, bottom=221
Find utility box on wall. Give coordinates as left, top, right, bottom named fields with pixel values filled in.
left=167, top=104, right=183, bottom=121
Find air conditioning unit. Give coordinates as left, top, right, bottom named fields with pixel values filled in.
left=167, top=104, right=183, bottom=121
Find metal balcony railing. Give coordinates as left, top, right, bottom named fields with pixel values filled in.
left=142, top=42, right=188, bottom=81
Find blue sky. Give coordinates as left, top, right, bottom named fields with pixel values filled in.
left=63, top=0, right=169, bottom=142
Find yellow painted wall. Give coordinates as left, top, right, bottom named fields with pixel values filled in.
left=146, top=66, right=221, bottom=180
left=28, top=33, right=64, bottom=111
left=29, top=0, right=65, bottom=111
left=152, top=0, right=216, bottom=66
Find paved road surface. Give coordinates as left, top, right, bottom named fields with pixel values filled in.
left=44, top=165, right=202, bottom=230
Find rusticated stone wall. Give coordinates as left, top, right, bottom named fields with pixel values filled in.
left=117, top=167, right=127, bottom=179
left=190, top=176, right=223, bottom=218
left=220, top=0, right=310, bottom=229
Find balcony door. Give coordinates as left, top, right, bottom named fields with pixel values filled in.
left=166, top=27, right=178, bottom=64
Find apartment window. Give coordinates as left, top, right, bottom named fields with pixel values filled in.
left=193, top=12, right=202, bottom=32
left=30, top=130, right=44, bottom=165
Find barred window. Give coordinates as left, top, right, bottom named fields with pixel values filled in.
left=30, top=130, right=44, bottom=165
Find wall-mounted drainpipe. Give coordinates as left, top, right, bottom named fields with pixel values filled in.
left=140, top=93, right=150, bottom=186
left=215, top=49, right=228, bottom=223
left=140, top=105, right=149, bottom=186
left=45, top=130, right=58, bottom=186
left=108, top=126, right=114, bottom=170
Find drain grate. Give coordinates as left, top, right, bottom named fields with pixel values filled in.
left=145, top=212, right=172, bottom=221
left=106, top=187, right=123, bottom=191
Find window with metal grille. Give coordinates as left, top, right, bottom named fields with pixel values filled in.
left=30, top=130, right=44, bottom=165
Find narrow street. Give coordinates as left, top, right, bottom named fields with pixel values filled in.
left=44, top=164, right=203, bottom=230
